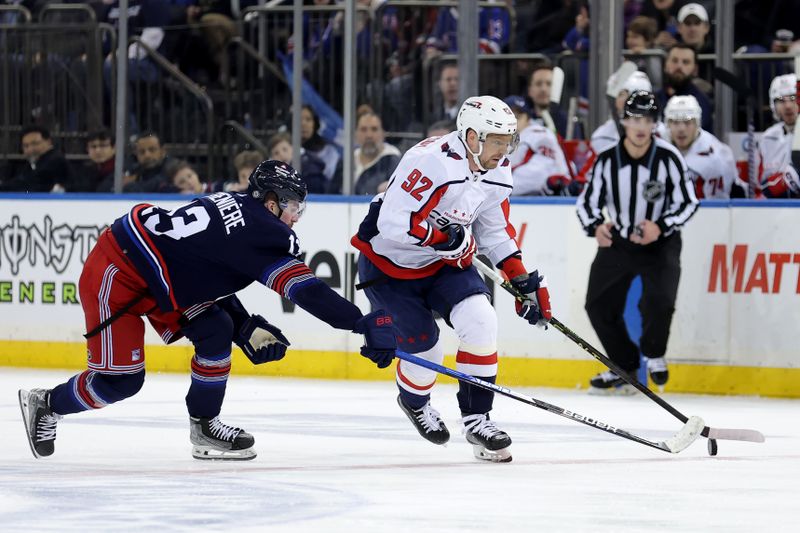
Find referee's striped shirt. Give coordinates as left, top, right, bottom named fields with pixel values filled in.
left=577, top=137, right=699, bottom=239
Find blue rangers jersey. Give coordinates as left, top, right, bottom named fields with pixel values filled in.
left=110, top=191, right=361, bottom=329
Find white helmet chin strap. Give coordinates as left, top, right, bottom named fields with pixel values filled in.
left=461, top=132, right=487, bottom=172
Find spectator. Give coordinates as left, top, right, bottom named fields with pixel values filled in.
left=426, top=3, right=511, bottom=55
left=758, top=74, right=800, bottom=198
left=300, top=105, right=342, bottom=186
left=99, top=1, right=174, bottom=134
left=125, top=131, right=176, bottom=193
left=72, top=129, right=116, bottom=192
left=655, top=44, right=713, bottom=132
left=168, top=160, right=217, bottom=195
left=676, top=3, right=713, bottom=53
left=432, top=61, right=460, bottom=122
left=267, top=132, right=328, bottom=194
left=352, top=112, right=401, bottom=195
left=625, top=16, right=662, bottom=87
left=225, top=149, right=264, bottom=192
left=185, top=0, right=239, bottom=86
left=526, top=63, right=570, bottom=138
left=0, top=126, right=71, bottom=193
left=640, top=0, right=679, bottom=50
left=562, top=2, right=590, bottom=53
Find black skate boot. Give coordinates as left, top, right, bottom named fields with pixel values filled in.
left=18, top=388, right=62, bottom=459
left=461, top=413, right=512, bottom=463
left=397, top=395, right=450, bottom=445
left=588, top=370, right=636, bottom=395
left=647, top=356, right=669, bottom=387
left=190, top=416, right=257, bottom=460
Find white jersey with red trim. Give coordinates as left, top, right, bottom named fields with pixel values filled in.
left=351, top=131, right=519, bottom=279
left=507, top=123, right=570, bottom=195
left=679, top=129, right=742, bottom=199
left=757, top=122, right=797, bottom=179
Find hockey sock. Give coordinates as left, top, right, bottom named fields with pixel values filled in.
left=398, top=387, right=430, bottom=410
left=457, top=375, right=496, bottom=416
left=185, top=352, right=230, bottom=418
left=49, top=370, right=145, bottom=415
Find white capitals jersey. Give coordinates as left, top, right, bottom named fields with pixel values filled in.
left=757, top=122, right=799, bottom=184
left=678, top=129, right=742, bottom=199
left=591, top=118, right=669, bottom=154
left=351, top=131, right=520, bottom=278
left=506, top=123, right=570, bottom=195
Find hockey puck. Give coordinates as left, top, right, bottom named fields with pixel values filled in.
left=707, top=438, right=718, bottom=456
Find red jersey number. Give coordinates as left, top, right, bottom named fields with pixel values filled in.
left=400, top=169, right=433, bottom=201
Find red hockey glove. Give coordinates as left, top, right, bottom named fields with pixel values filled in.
left=510, top=271, right=552, bottom=328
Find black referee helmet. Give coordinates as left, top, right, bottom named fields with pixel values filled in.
left=623, top=90, right=659, bottom=121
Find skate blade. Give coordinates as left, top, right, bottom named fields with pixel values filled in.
left=192, top=445, right=257, bottom=461
left=18, top=389, right=44, bottom=460
left=588, top=384, right=636, bottom=396
left=471, top=444, right=512, bottom=463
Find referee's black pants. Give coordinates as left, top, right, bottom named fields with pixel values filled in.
left=584, top=232, right=682, bottom=372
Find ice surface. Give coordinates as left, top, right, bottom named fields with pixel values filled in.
left=1, top=369, right=797, bottom=532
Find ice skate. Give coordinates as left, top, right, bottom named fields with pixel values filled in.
left=190, top=416, right=257, bottom=460
left=19, top=388, right=62, bottom=459
left=397, top=395, right=450, bottom=445
left=588, top=370, right=636, bottom=396
left=462, top=413, right=512, bottom=463
left=647, top=356, right=669, bottom=388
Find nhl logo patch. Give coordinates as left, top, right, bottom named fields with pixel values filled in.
left=131, top=349, right=141, bottom=362
left=643, top=180, right=665, bottom=202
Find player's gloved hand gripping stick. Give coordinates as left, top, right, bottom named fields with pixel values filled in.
left=473, top=259, right=765, bottom=446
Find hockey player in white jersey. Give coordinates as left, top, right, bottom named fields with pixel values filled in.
left=352, top=95, right=553, bottom=462
left=757, top=73, right=800, bottom=197
left=591, top=71, right=668, bottom=154
left=507, top=119, right=572, bottom=196
left=665, top=95, right=744, bottom=199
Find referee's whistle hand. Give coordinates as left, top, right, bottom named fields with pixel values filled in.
left=595, top=222, right=614, bottom=247
left=630, top=220, right=661, bottom=245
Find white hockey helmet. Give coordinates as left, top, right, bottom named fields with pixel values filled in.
left=664, top=95, right=702, bottom=125
left=769, top=73, right=797, bottom=120
left=457, top=95, right=519, bottom=171
left=621, top=71, right=653, bottom=96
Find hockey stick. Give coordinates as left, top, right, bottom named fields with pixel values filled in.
left=395, top=351, right=703, bottom=454
left=473, top=260, right=766, bottom=444
left=713, top=67, right=758, bottom=198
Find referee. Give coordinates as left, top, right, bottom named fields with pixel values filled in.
left=576, top=90, right=699, bottom=393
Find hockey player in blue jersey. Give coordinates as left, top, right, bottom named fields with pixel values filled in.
left=18, top=160, right=396, bottom=461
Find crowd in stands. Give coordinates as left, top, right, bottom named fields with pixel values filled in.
left=1, top=0, right=799, bottom=198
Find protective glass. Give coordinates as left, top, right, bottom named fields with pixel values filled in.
left=485, top=133, right=520, bottom=155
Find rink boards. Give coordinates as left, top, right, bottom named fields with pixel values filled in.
left=0, top=194, right=798, bottom=397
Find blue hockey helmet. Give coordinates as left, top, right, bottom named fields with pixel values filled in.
left=248, top=160, right=308, bottom=205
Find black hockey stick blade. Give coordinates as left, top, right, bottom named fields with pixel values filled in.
left=472, top=260, right=766, bottom=444
left=395, top=351, right=704, bottom=454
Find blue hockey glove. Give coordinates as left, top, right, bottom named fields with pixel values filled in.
left=509, top=270, right=552, bottom=329
left=431, top=225, right=477, bottom=269
left=352, top=310, right=396, bottom=369
left=235, top=315, right=291, bottom=364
